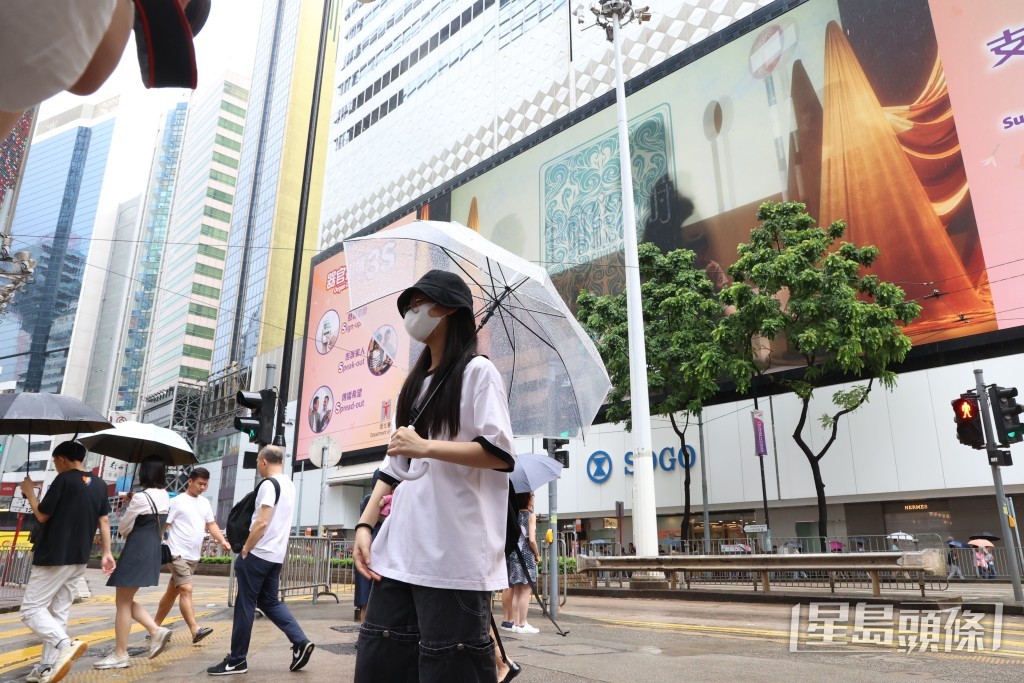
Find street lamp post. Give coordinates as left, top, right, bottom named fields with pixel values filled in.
left=584, top=1, right=659, bottom=563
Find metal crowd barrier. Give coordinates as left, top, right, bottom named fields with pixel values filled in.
left=576, top=548, right=946, bottom=597
left=1, top=542, right=34, bottom=597
left=228, top=536, right=339, bottom=607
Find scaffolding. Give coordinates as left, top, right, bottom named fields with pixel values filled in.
left=141, top=380, right=205, bottom=493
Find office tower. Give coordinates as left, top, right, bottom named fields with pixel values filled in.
left=211, top=0, right=337, bottom=376
left=143, top=77, right=249, bottom=398
left=0, top=99, right=119, bottom=394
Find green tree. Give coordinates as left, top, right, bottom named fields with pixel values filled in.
left=717, top=201, right=921, bottom=542
left=577, top=242, right=745, bottom=544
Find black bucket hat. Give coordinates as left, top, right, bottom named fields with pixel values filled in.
left=133, top=0, right=212, bottom=89
left=397, top=270, right=474, bottom=316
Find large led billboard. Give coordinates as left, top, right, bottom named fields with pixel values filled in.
left=305, top=0, right=1024, bottom=460
left=447, top=0, right=1023, bottom=362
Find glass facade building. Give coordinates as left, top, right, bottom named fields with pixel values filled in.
left=144, top=78, right=249, bottom=395
left=0, top=105, right=116, bottom=393
left=114, top=103, right=189, bottom=411
left=211, top=0, right=334, bottom=375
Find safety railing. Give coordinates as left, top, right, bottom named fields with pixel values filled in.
left=576, top=547, right=947, bottom=597
left=0, top=542, right=33, bottom=600
left=229, top=536, right=339, bottom=607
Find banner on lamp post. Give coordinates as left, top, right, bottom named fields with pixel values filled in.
left=751, top=410, right=768, bottom=457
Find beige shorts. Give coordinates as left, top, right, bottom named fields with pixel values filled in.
left=167, top=556, right=199, bottom=586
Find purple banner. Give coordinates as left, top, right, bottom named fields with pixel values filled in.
left=751, top=410, right=768, bottom=457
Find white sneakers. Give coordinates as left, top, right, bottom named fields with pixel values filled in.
left=93, top=654, right=130, bottom=670
left=26, top=664, right=50, bottom=683
left=45, top=639, right=87, bottom=682
left=512, top=623, right=539, bottom=634
left=149, top=627, right=172, bottom=659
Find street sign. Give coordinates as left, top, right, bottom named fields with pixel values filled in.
left=10, top=483, right=40, bottom=515
left=744, top=524, right=768, bottom=533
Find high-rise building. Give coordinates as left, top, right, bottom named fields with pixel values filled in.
left=111, top=103, right=189, bottom=412
left=318, top=0, right=773, bottom=244
left=144, top=76, right=250, bottom=397
left=211, top=0, right=337, bottom=376
left=0, top=99, right=118, bottom=394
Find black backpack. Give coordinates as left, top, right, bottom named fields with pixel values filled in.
left=226, top=477, right=281, bottom=553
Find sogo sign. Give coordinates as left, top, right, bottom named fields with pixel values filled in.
left=586, top=446, right=697, bottom=484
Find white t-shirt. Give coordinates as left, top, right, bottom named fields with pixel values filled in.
left=250, top=474, right=294, bottom=564
left=0, top=0, right=118, bottom=111
left=371, top=356, right=515, bottom=591
left=166, top=493, right=215, bottom=562
left=118, top=487, right=170, bottom=538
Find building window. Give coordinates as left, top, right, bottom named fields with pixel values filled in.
left=217, top=117, right=245, bottom=135
left=191, top=283, right=221, bottom=299
left=209, top=169, right=237, bottom=187
left=185, top=323, right=216, bottom=340
left=203, top=206, right=231, bottom=222
left=179, top=366, right=209, bottom=381
left=200, top=224, right=229, bottom=241
left=194, top=263, right=224, bottom=279
left=220, top=101, right=247, bottom=118
left=214, top=134, right=241, bottom=152
left=182, top=344, right=213, bottom=361
left=212, top=151, right=239, bottom=169
left=206, top=188, right=234, bottom=205
left=189, top=302, right=219, bottom=319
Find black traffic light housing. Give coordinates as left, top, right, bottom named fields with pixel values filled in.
left=951, top=393, right=985, bottom=450
left=235, top=389, right=276, bottom=445
left=988, top=385, right=1023, bottom=446
left=544, top=438, right=569, bottom=468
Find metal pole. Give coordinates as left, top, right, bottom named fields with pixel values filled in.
left=698, top=413, right=710, bottom=553
left=544, top=439, right=560, bottom=617
left=609, top=5, right=658, bottom=561
left=295, top=465, right=305, bottom=536
left=975, top=368, right=1023, bottom=601
left=317, top=445, right=328, bottom=535
left=1009, top=497, right=1024, bottom=572
left=274, top=0, right=332, bottom=448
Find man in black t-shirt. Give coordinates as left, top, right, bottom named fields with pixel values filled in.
left=19, top=441, right=116, bottom=683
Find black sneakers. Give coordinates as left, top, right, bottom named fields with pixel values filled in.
left=207, top=658, right=247, bottom=676
left=290, top=641, right=314, bottom=672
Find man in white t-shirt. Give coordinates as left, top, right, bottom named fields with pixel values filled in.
left=153, top=468, right=230, bottom=644
left=208, top=446, right=314, bottom=676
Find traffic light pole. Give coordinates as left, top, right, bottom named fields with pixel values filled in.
left=975, top=368, right=1023, bottom=602
left=544, top=438, right=559, bottom=618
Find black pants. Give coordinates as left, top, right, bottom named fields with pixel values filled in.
left=229, top=553, right=306, bottom=664
left=354, top=577, right=496, bottom=683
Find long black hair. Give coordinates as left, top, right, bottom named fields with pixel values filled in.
left=395, top=306, right=477, bottom=439
left=138, top=455, right=167, bottom=489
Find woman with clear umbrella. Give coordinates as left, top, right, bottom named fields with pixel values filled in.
left=352, top=270, right=516, bottom=683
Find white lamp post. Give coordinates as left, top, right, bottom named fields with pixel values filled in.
left=580, top=1, right=659, bottom=562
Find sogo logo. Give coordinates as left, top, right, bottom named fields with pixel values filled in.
left=587, top=446, right=698, bottom=484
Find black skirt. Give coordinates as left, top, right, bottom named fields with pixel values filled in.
left=107, top=513, right=166, bottom=588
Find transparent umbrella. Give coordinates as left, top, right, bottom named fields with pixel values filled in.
left=344, top=221, right=611, bottom=477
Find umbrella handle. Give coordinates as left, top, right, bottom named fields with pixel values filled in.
left=388, top=455, right=429, bottom=481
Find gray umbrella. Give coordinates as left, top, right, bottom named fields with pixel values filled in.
left=0, top=392, right=112, bottom=436
left=509, top=452, right=564, bottom=493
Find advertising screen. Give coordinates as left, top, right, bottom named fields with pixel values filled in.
left=442, top=0, right=1023, bottom=366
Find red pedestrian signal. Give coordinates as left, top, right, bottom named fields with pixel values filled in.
left=952, top=394, right=985, bottom=450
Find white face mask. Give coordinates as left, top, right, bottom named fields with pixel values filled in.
left=403, top=303, right=443, bottom=342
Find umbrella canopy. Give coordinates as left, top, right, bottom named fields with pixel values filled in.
left=344, top=221, right=611, bottom=441
left=947, top=540, right=969, bottom=549
left=969, top=532, right=1001, bottom=542
left=828, top=541, right=845, bottom=551
left=509, top=452, right=564, bottom=493
left=968, top=539, right=995, bottom=548
left=0, top=392, right=112, bottom=436
left=78, top=421, right=196, bottom=467
left=887, top=531, right=916, bottom=541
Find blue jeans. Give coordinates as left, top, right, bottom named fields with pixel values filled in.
left=230, top=553, right=307, bottom=663
left=354, top=577, right=496, bottom=683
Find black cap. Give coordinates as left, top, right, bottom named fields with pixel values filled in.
left=397, top=270, right=474, bottom=316
left=132, top=0, right=212, bottom=89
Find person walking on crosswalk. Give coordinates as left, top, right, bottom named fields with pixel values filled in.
left=153, top=467, right=231, bottom=643
left=18, top=441, right=116, bottom=683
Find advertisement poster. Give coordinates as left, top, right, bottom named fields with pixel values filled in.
left=929, top=0, right=1024, bottom=329
left=448, top=0, right=1021, bottom=365
left=296, top=216, right=420, bottom=463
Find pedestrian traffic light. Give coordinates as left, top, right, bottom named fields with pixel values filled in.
left=544, top=438, right=569, bottom=468
left=235, top=389, right=276, bottom=445
left=988, top=385, right=1024, bottom=446
left=951, top=394, right=985, bottom=450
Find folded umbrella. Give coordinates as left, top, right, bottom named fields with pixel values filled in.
left=509, top=452, right=564, bottom=493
